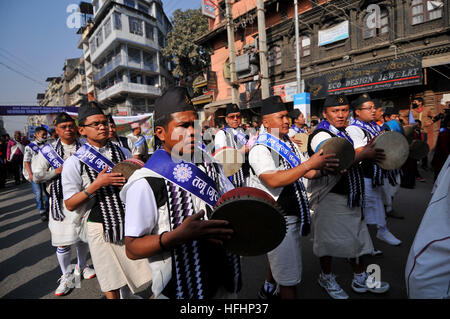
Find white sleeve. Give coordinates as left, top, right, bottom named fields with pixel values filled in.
left=214, top=130, right=227, bottom=151
left=288, top=129, right=297, bottom=138
left=346, top=126, right=367, bottom=149
left=310, top=132, right=334, bottom=153
left=23, top=146, right=33, bottom=162
left=125, top=178, right=159, bottom=237
left=62, top=156, right=83, bottom=200
left=249, top=145, right=278, bottom=177
left=32, top=152, right=56, bottom=183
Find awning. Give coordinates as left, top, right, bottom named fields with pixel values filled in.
left=422, top=53, right=450, bottom=67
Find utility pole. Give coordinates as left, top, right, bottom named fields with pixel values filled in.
left=294, top=0, right=302, bottom=93
left=225, top=0, right=239, bottom=105
left=257, top=0, right=270, bottom=99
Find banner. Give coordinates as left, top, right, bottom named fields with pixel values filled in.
left=202, top=0, right=216, bottom=19
left=318, top=21, right=349, bottom=46
left=305, top=57, right=423, bottom=100
left=0, top=106, right=78, bottom=115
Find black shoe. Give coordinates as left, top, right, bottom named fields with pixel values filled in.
left=40, top=213, right=48, bottom=222
left=257, top=285, right=280, bottom=300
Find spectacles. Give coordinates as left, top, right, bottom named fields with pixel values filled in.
left=360, top=107, right=376, bottom=111
left=81, top=121, right=109, bottom=129
left=227, top=114, right=241, bottom=120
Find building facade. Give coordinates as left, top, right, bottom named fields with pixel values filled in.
left=84, top=0, right=172, bottom=115
left=198, top=0, right=450, bottom=148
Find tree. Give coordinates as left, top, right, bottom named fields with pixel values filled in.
left=163, top=8, right=211, bottom=83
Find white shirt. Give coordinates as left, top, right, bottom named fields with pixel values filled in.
left=345, top=125, right=370, bottom=149
left=22, top=141, right=46, bottom=181
left=214, top=128, right=233, bottom=150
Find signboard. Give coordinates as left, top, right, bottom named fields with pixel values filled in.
left=318, top=21, right=349, bottom=46
left=117, top=106, right=129, bottom=116
left=0, top=106, right=78, bottom=116
left=202, top=0, right=216, bottom=19
left=293, top=93, right=311, bottom=127
left=305, top=57, right=423, bottom=100
left=273, top=81, right=305, bottom=103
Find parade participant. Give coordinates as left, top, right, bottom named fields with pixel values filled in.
left=374, top=99, right=384, bottom=127
left=288, top=109, right=307, bottom=137
left=62, top=102, right=152, bottom=299
left=308, top=95, right=389, bottom=299
left=346, top=93, right=402, bottom=246
left=127, top=122, right=149, bottom=162
left=23, top=126, right=49, bottom=221
left=249, top=95, right=338, bottom=299
left=214, top=103, right=251, bottom=187
left=122, top=87, right=242, bottom=299
left=431, top=113, right=450, bottom=181
left=107, top=114, right=130, bottom=151
left=7, top=131, right=25, bottom=185
left=32, top=113, right=96, bottom=296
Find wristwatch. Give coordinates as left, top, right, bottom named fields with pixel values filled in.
left=83, top=189, right=95, bottom=199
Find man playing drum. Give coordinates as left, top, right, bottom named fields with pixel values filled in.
left=122, top=87, right=242, bottom=299
left=308, top=95, right=390, bottom=299
left=249, top=95, right=337, bottom=299
left=346, top=94, right=402, bottom=246
left=214, top=103, right=251, bottom=187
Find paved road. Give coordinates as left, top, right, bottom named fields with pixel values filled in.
left=0, top=169, right=434, bottom=299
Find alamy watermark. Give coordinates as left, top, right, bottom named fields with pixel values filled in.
left=66, top=4, right=83, bottom=29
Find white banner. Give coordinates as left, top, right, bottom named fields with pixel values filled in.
left=318, top=21, right=349, bottom=46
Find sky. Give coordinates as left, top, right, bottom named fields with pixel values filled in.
left=0, top=0, right=201, bottom=134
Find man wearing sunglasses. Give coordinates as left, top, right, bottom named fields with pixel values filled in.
left=33, top=112, right=96, bottom=297
left=214, top=103, right=251, bottom=187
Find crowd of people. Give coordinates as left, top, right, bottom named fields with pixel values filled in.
left=2, top=86, right=449, bottom=300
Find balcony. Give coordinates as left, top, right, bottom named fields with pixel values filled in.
left=97, top=81, right=161, bottom=102
left=93, top=55, right=158, bottom=82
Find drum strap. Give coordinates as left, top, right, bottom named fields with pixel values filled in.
left=82, top=142, right=126, bottom=243
left=48, top=139, right=81, bottom=222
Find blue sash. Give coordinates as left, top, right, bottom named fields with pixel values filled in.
left=350, top=119, right=382, bottom=137
left=224, top=126, right=248, bottom=146
left=144, top=149, right=220, bottom=207
left=254, top=133, right=301, bottom=168
left=40, top=144, right=64, bottom=169
left=440, top=127, right=450, bottom=133
left=74, top=144, right=115, bottom=173
left=290, top=125, right=304, bottom=134
left=28, top=142, right=41, bottom=155
left=134, top=136, right=146, bottom=147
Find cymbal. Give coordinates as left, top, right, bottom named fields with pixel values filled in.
left=294, top=133, right=309, bottom=153
left=213, top=147, right=244, bottom=177
left=318, top=137, right=355, bottom=171
left=373, top=131, right=409, bottom=170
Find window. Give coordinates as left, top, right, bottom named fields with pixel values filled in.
left=96, top=29, right=103, bottom=47
left=124, top=0, right=135, bottom=9
left=300, top=35, right=311, bottom=57
left=145, top=23, right=154, bottom=40
left=104, top=18, right=112, bottom=39
left=145, top=76, right=156, bottom=86
left=268, top=46, right=282, bottom=67
left=138, top=4, right=148, bottom=15
left=158, top=29, right=165, bottom=47
left=89, top=38, right=96, bottom=53
left=129, top=16, right=143, bottom=36
left=411, top=0, right=443, bottom=25
left=113, top=12, right=122, bottom=30
left=363, top=8, right=389, bottom=39
left=128, top=46, right=141, bottom=64
left=143, top=51, right=154, bottom=68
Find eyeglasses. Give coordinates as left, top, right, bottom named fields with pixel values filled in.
left=227, top=114, right=241, bottom=120
left=81, top=121, right=109, bottom=129
left=360, top=107, right=376, bottom=111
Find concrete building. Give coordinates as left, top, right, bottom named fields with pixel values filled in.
left=63, top=58, right=88, bottom=107
left=82, top=0, right=172, bottom=115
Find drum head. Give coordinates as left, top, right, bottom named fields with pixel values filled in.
left=213, top=147, right=244, bottom=177
left=294, top=133, right=309, bottom=153
left=409, top=140, right=429, bottom=160
left=318, top=137, right=355, bottom=171
left=211, top=187, right=286, bottom=256
left=111, top=159, right=144, bottom=181
left=373, top=131, right=409, bottom=170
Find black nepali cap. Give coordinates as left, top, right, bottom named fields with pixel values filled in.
left=323, top=95, right=349, bottom=108
left=53, top=112, right=75, bottom=126
left=260, top=95, right=286, bottom=116
left=288, top=108, right=301, bottom=120
left=351, top=93, right=373, bottom=108
left=154, top=86, right=195, bottom=121
left=384, top=106, right=399, bottom=116
left=78, top=101, right=105, bottom=123
left=225, top=103, right=240, bottom=115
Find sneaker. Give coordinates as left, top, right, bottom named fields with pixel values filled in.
left=376, top=230, right=402, bottom=246
left=74, top=265, right=96, bottom=280
left=257, top=285, right=280, bottom=300
left=351, top=272, right=389, bottom=294
left=416, top=177, right=426, bottom=182
left=40, top=213, right=48, bottom=222
left=318, top=273, right=349, bottom=299
left=55, top=273, right=74, bottom=296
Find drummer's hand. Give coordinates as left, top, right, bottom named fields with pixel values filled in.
left=93, top=166, right=126, bottom=188
left=362, top=143, right=385, bottom=162
left=177, top=210, right=234, bottom=245
left=290, top=136, right=302, bottom=147
left=54, top=165, right=63, bottom=175
left=306, top=149, right=340, bottom=171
